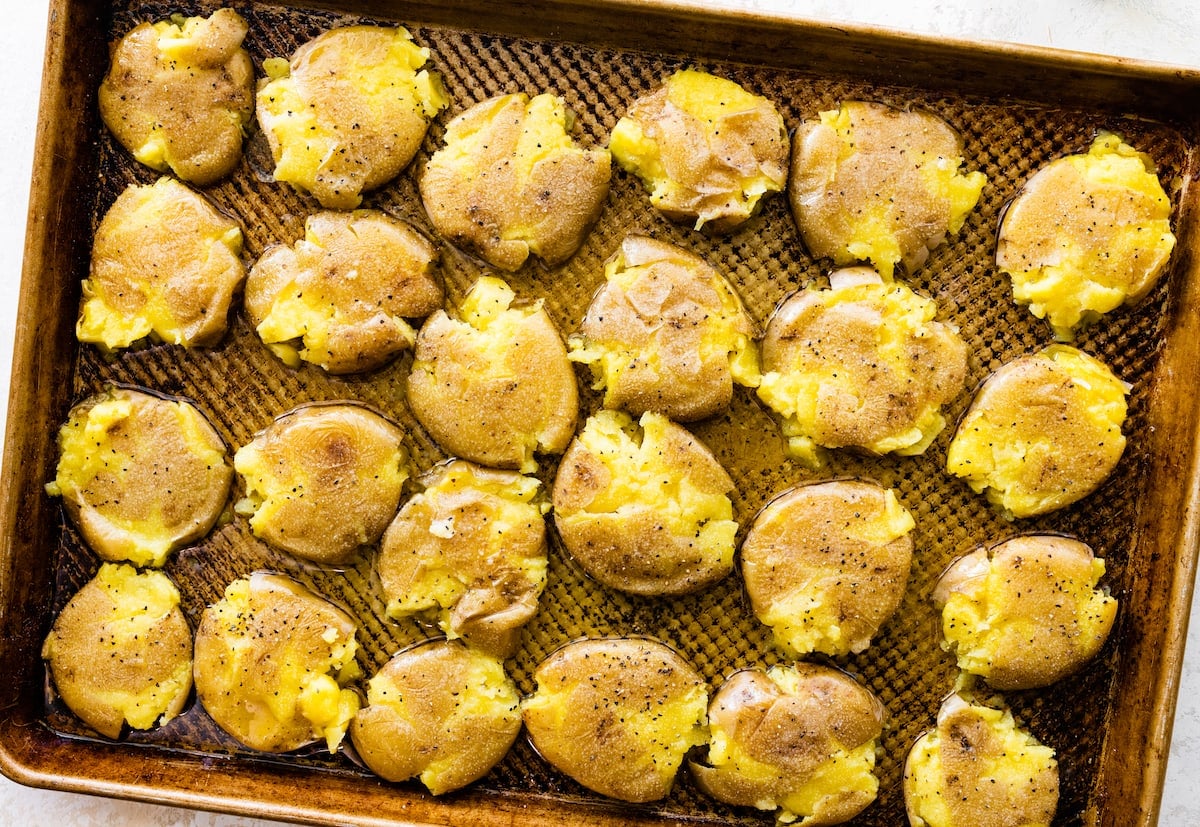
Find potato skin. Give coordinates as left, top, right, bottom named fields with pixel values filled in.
left=99, top=9, right=254, bottom=185
left=522, top=638, right=708, bottom=803
left=420, top=92, right=611, bottom=271
left=234, top=404, right=408, bottom=564
left=245, top=210, right=442, bottom=374
left=349, top=640, right=521, bottom=794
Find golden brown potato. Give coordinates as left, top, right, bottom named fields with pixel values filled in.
left=420, top=92, right=611, bottom=271
left=98, top=9, right=254, bottom=185
left=42, top=563, right=192, bottom=739
left=78, top=177, right=245, bottom=351
left=741, top=480, right=914, bottom=657
left=757, top=266, right=967, bottom=467
left=904, top=693, right=1058, bottom=827
left=522, top=638, right=708, bottom=803
left=609, top=69, right=787, bottom=232
left=552, top=410, right=737, bottom=596
left=934, top=535, right=1117, bottom=690
left=946, top=345, right=1128, bottom=519
left=46, top=387, right=232, bottom=568
left=690, top=664, right=884, bottom=825
left=378, top=460, right=547, bottom=657
left=568, top=235, right=760, bottom=421
left=245, top=210, right=442, bottom=374
left=350, top=640, right=521, bottom=794
left=997, top=132, right=1175, bottom=340
left=257, top=25, right=449, bottom=208
left=790, top=101, right=986, bottom=279
left=233, top=404, right=408, bottom=564
left=193, top=572, right=361, bottom=753
left=406, top=277, right=578, bottom=472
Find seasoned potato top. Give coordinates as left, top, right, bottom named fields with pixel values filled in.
left=193, top=572, right=361, bottom=753
left=233, top=404, right=408, bottom=564
left=378, top=460, right=547, bottom=657
left=552, top=410, right=737, bottom=595
left=46, top=387, right=232, bottom=567
left=997, top=132, right=1176, bottom=340
left=569, top=235, right=760, bottom=421
left=935, top=536, right=1117, bottom=690
left=609, top=69, right=788, bottom=232
left=406, top=277, right=578, bottom=472
left=98, top=9, right=254, bottom=185
left=691, top=664, right=884, bottom=826
left=904, top=694, right=1058, bottom=827
left=790, top=101, right=986, bottom=279
left=758, top=267, right=968, bottom=467
left=522, top=638, right=709, bottom=803
left=257, top=25, right=449, bottom=209
left=741, top=480, right=915, bottom=657
left=42, top=563, right=193, bottom=739
left=246, top=210, right=442, bottom=374
left=420, top=92, right=611, bottom=271
left=350, top=640, right=521, bottom=794
left=946, top=345, right=1128, bottom=518
left=79, top=177, right=245, bottom=351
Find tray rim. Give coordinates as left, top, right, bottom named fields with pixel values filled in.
left=3, top=1, right=1200, bottom=825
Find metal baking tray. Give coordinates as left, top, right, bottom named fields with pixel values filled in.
left=4, top=1, right=1200, bottom=825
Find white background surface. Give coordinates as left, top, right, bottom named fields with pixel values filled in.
left=1, top=1, right=1198, bottom=825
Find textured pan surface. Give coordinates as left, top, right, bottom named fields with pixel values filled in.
left=5, top=0, right=1200, bottom=825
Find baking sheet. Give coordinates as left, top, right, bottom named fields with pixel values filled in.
left=3, top=1, right=1200, bottom=825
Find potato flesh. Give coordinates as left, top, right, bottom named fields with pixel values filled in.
left=246, top=210, right=442, bottom=373
left=378, top=460, right=547, bottom=656
left=47, top=389, right=231, bottom=567
left=194, top=573, right=361, bottom=753
left=997, top=132, right=1175, bottom=340
left=257, top=26, right=448, bottom=209
left=610, top=69, right=787, bottom=231
left=79, top=177, right=245, bottom=350
left=42, top=563, right=192, bottom=739
left=350, top=642, right=521, bottom=794
left=98, top=9, right=253, bottom=185
left=904, top=696, right=1057, bottom=827
left=757, top=269, right=967, bottom=466
left=569, top=235, right=760, bottom=421
left=946, top=345, right=1127, bottom=518
left=939, top=538, right=1117, bottom=689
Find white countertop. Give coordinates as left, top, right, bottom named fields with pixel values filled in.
left=1, top=1, right=1198, bottom=825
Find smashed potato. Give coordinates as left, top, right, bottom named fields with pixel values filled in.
left=378, top=460, right=547, bottom=657
left=407, top=277, right=578, bottom=472
left=904, top=694, right=1058, bottom=827
left=257, top=25, right=449, bottom=208
left=42, top=563, right=192, bottom=739
left=741, top=480, right=914, bottom=657
left=420, top=92, right=611, bottom=271
left=609, top=69, right=787, bottom=232
left=79, top=177, right=245, bottom=351
left=245, top=210, right=442, bottom=373
left=569, top=235, right=760, bottom=421
left=946, top=345, right=1128, bottom=518
left=193, top=572, right=361, bottom=753
left=552, top=410, right=737, bottom=596
left=234, top=404, right=408, bottom=564
left=790, top=101, right=986, bottom=279
left=757, top=267, right=967, bottom=467
left=522, top=638, right=708, bottom=803
left=350, top=640, right=521, bottom=794
left=98, top=8, right=254, bottom=185
left=997, top=132, right=1175, bottom=340
left=935, top=535, right=1117, bottom=690
left=691, top=664, right=884, bottom=826
left=46, top=388, right=232, bottom=568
